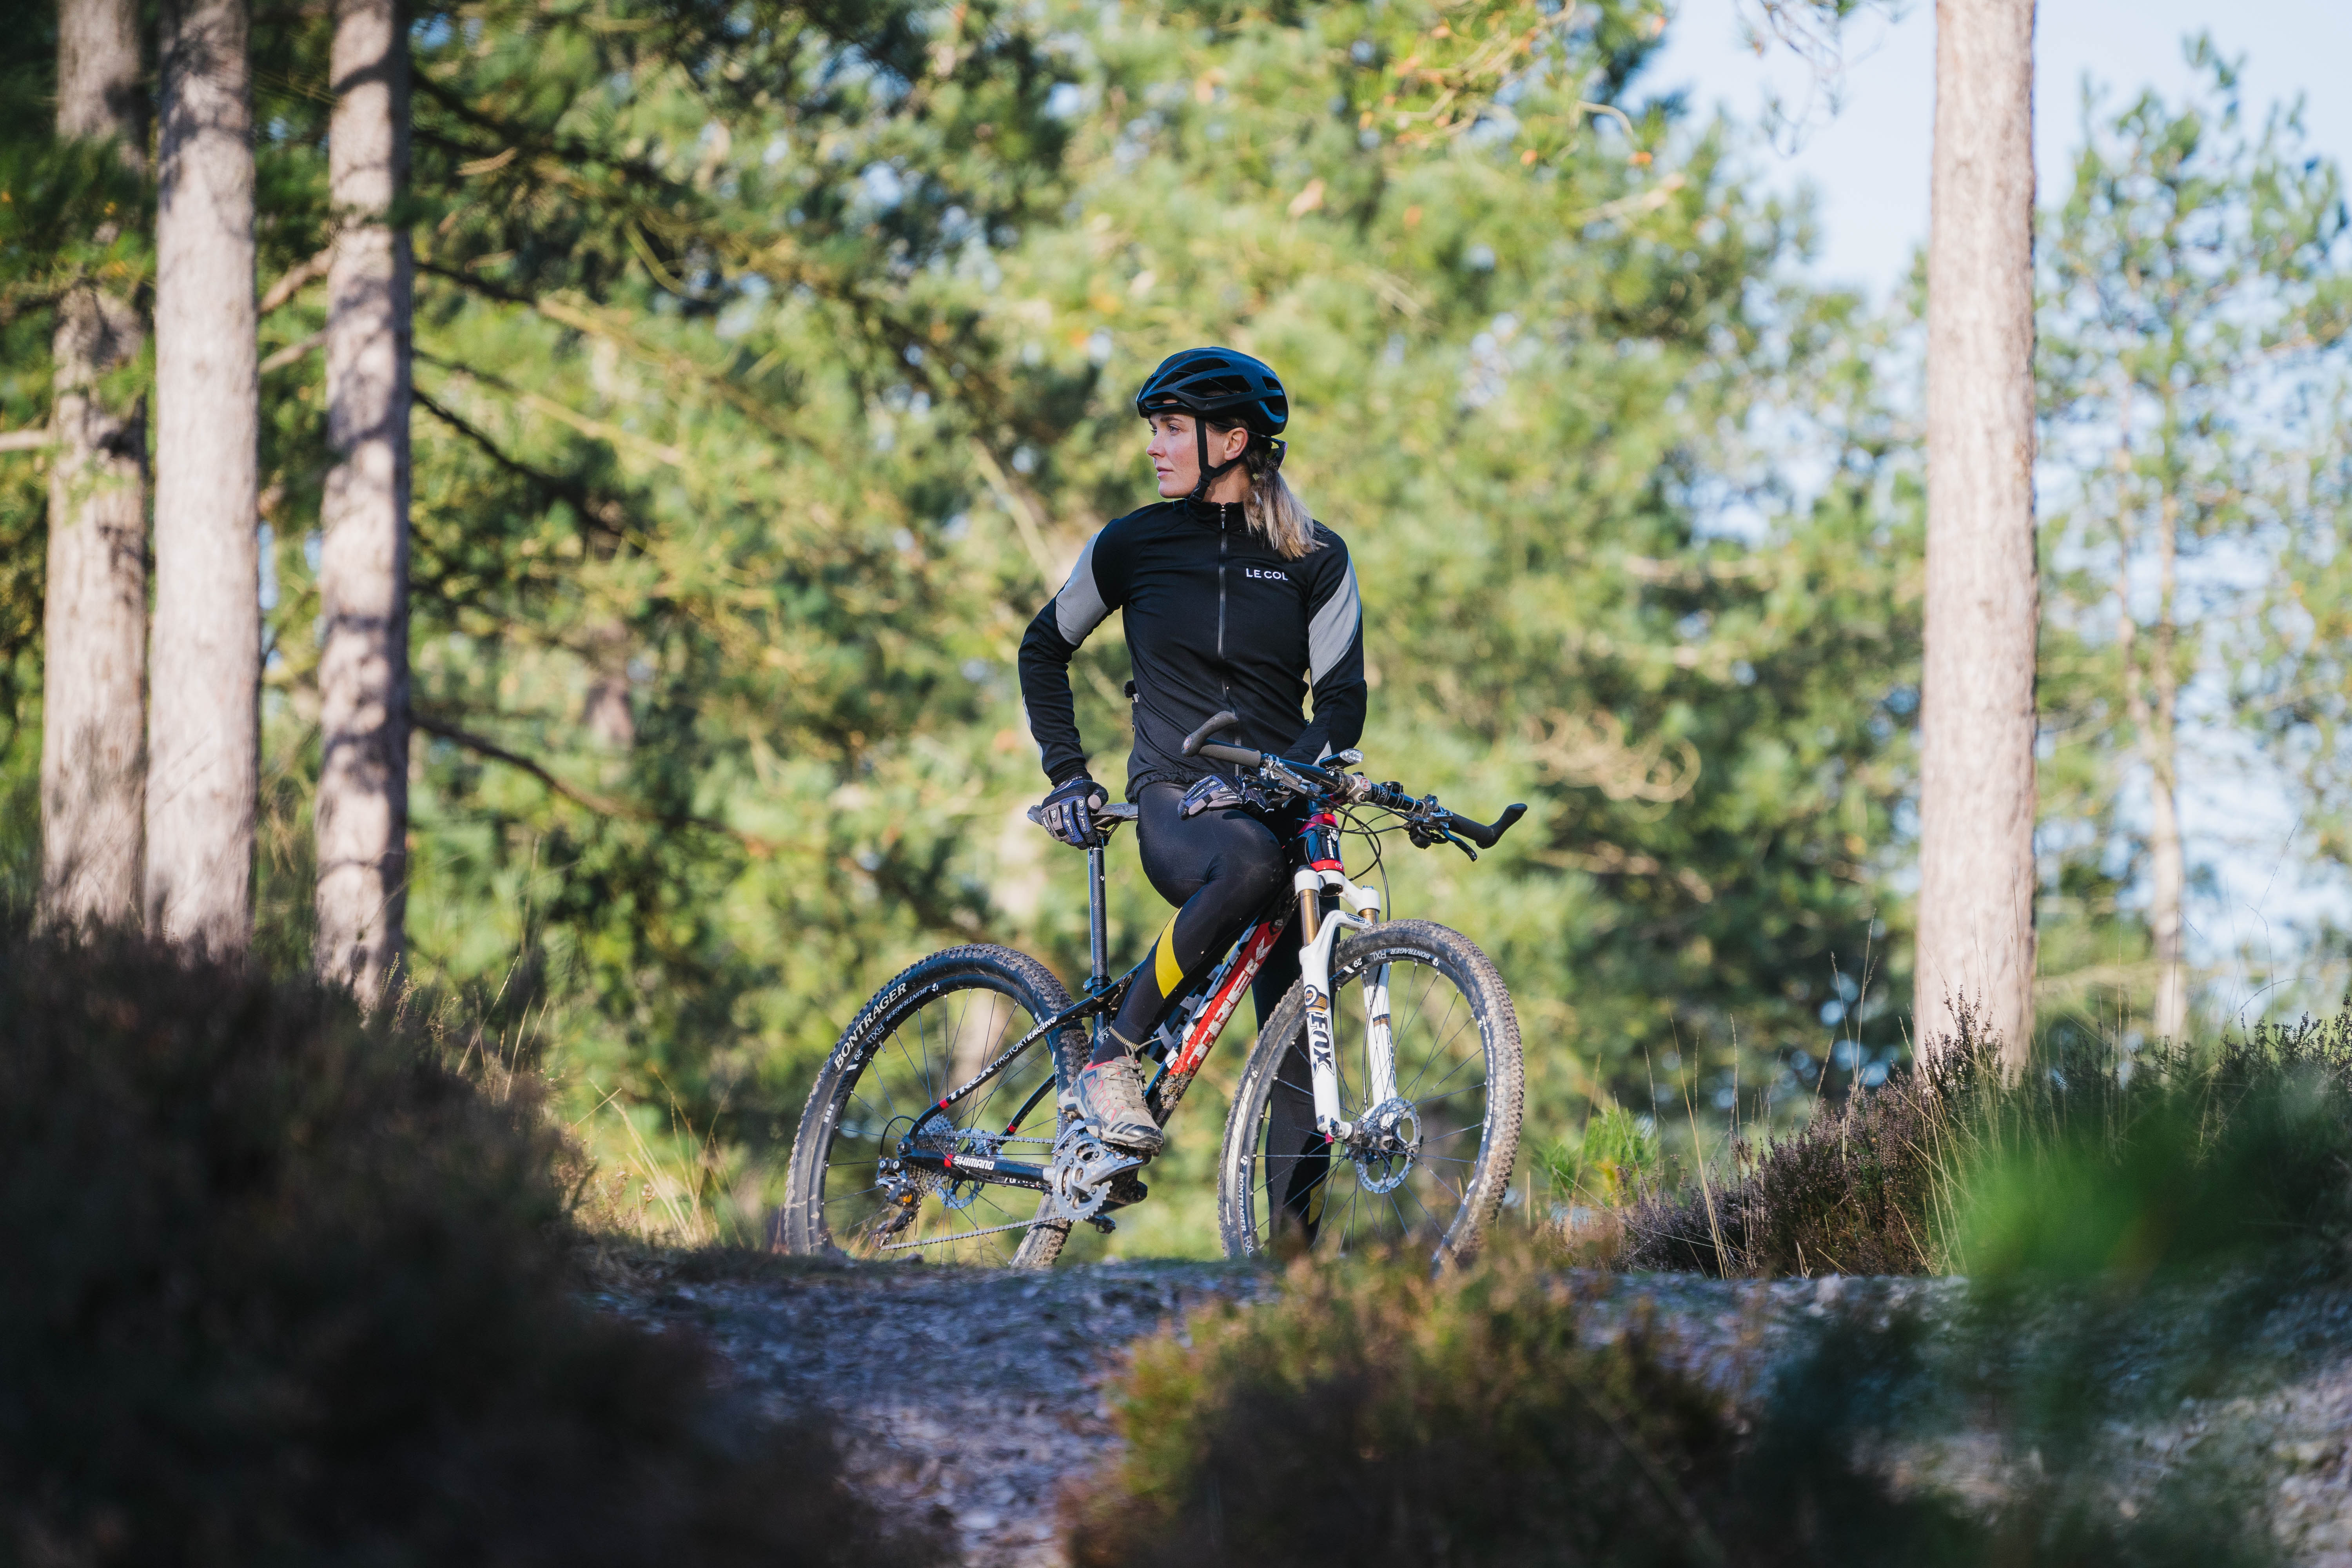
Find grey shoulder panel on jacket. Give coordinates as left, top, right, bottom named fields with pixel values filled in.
left=1303, top=524, right=1360, bottom=680
left=1053, top=529, right=1110, bottom=645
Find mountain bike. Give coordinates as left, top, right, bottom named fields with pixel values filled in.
left=779, top=711, right=1528, bottom=1269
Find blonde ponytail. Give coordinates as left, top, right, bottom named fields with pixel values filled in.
left=1215, top=422, right=1321, bottom=559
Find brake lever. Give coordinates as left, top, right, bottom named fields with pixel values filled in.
left=1443, top=828, right=1479, bottom=862
left=1401, top=793, right=1447, bottom=850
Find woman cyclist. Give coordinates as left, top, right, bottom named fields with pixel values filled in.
left=1018, top=347, right=1365, bottom=1155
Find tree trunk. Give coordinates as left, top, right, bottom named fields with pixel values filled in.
left=1916, top=0, right=2040, bottom=1071
left=314, top=0, right=412, bottom=1003
left=148, top=0, right=259, bottom=951
left=41, top=0, right=147, bottom=930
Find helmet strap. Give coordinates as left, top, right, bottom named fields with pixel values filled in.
left=1188, top=421, right=1249, bottom=503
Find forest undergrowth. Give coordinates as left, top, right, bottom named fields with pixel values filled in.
left=1607, top=1004, right=2352, bottom=1283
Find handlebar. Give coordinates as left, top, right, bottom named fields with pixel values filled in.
left=1023, top=801, right=1139, bottom=828
left=1356, top=779, right=1525, bottom=856
left=1446, top=802, right=1526, bottom=850
left=1176, top=709, right=1526, bottom=857
left=1180, top=710, right=1245, bottom=759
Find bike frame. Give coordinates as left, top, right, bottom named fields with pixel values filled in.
left=890, top=806, right=1401, bottom=1195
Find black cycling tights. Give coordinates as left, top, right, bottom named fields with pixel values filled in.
left=1095, top=783, right=1301, bottom=1065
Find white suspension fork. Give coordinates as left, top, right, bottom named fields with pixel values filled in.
left=1293, top=867, right=1386, bottom=1141
left=1365, top=960, right=1399, bottom=1108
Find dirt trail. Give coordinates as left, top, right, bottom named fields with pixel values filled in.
left=606, top=1262, right=2352, bottom=1568
left=608, top=1259, right=1269, bottom=1567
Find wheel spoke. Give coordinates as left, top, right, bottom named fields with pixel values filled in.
left=798, top=969, right=1072, bottom=1267
left=1240, top=943, right=1508, bottom=1262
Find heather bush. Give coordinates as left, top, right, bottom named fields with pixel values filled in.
left=0, top=930, right=939, bottom=1567
left=1619, top=1009, right=2352, bottom=1281
left=1064, top=1249, right=2269, bottom=1568
left=1065, top=1253, right=1751, bottom=1568
left=1617, top=1042, right=1970, bottom=1276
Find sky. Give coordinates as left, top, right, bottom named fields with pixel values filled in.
left=1646, top=0, right=2352, bottom=305
left=1646, top=1, right=2352, bottom=1014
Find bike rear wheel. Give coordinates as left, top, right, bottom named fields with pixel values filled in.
left=1218, top=920, right=1522, bottom=1269
left=781, top=945, right=1083, bottom=1267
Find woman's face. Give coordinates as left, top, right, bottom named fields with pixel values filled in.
left=1145, top=412, right=1249, bottom=498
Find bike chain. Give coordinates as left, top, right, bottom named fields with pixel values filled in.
left=871, top=1216, right=1041, bottom=1251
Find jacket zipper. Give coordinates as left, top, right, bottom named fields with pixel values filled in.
left=1216, top=511, right=1228, bottom=661
left=1215, top=509, right=1231, bottom=713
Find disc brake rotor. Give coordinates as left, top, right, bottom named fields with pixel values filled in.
left=1350, top=1096, right=1422, bottom=1195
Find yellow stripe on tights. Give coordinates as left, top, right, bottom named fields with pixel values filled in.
left=1152, top=912, right=1185, bottom=997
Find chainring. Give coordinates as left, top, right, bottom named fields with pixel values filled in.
left=1046, top=1119, right=1145, bottom=1223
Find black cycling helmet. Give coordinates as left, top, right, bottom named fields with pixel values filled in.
left=1134, top=347, right=1289, bottom=500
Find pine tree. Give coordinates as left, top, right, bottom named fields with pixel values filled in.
left=2041, top=48, right=2352, bottom=1036
left=40, top=0, right=146, bottom=929
left=313, top=0, right=413, bottom=1003
left=1917, top=0, right=2039, bottom=1067
left=149, top=0, right=260, bottom=949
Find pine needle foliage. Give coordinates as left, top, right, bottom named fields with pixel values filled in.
left=4, top=0, right=1929, bottom=1243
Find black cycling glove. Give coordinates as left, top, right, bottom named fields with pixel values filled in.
left=1039, top=774, right=1109, bottom=848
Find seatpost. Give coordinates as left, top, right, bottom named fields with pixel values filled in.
left=1087, top=842, right=1110, bottom=1053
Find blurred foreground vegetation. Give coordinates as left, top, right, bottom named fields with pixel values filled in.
left=0, top=927, right=940, bottom=1564
left=3, top=918, right=2339, bottom=1564
left=1072, top=1011, right=2352, bottom=1566
left=1069, top=1245, right=2294, bottom=1568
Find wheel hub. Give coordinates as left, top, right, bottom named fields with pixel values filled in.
left=888, top=1112, right=1010, bottom=1210
left=1350, top=1097, right=1421, bottom=1194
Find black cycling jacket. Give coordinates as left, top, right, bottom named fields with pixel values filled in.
left=1018, top=497, right=1367, bottom=796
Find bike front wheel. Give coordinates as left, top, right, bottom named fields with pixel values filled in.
left=1218, top=919, right=1523, bottom=1269
left=781, top=945, right=1083, bottom=1267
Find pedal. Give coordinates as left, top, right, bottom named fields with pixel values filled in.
left=1087, top=1215, right=1117, bottom=1234
left=1103, top=1172, right=1150, bottom=1211
left=1045, top=1123, right=1148, bottom=1223
left=1074, top=1145, right=1147, bottom=1187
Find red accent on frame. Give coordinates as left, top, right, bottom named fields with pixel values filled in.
left=1308, top=859, right=1344, bottom=873
left=1174, top=918, right=1284, bottom=1076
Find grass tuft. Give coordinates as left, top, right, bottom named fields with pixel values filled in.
left=1619, top=1004, right=2352, bottom=1281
